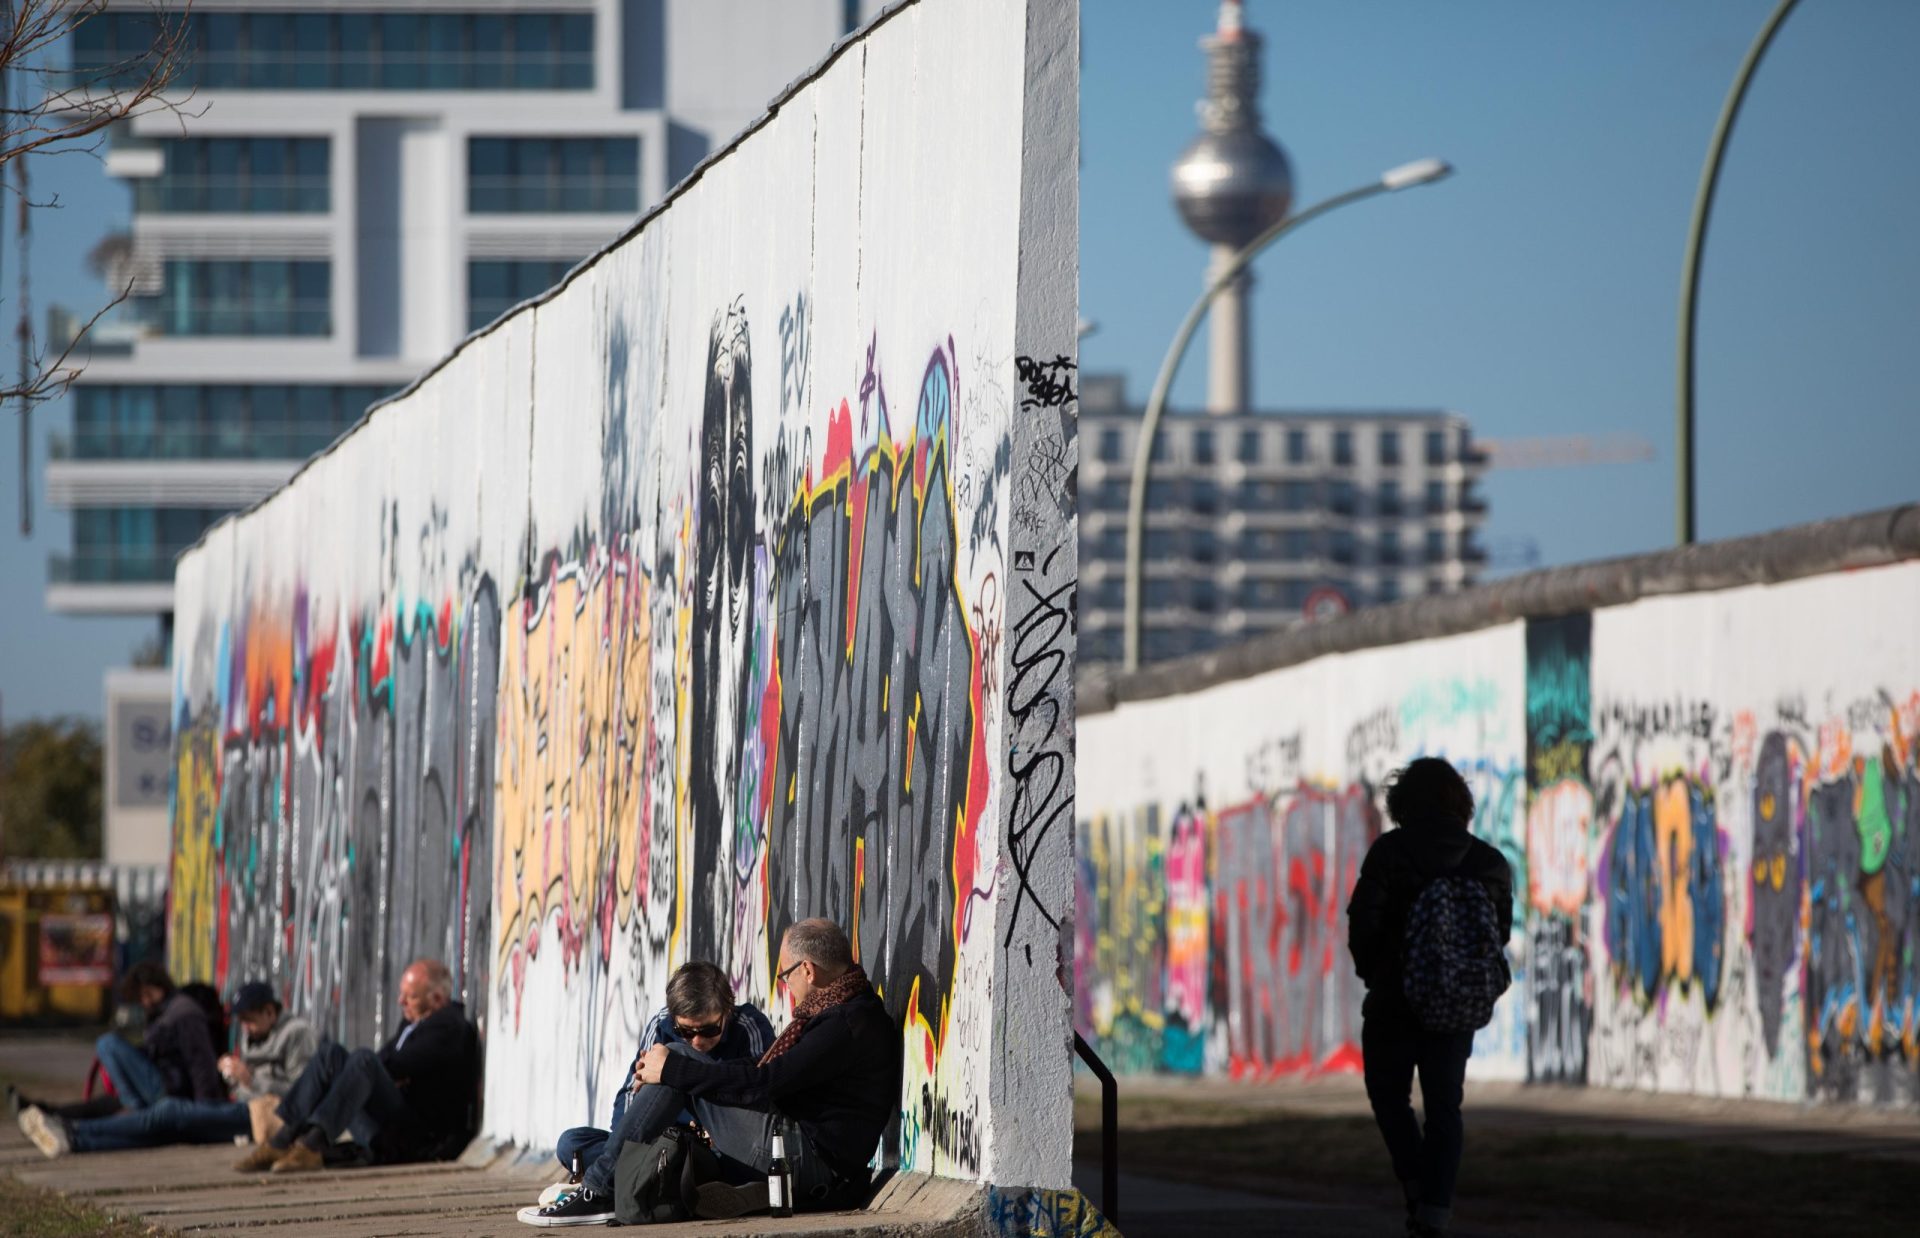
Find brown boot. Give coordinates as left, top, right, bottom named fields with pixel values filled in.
left=269, top=1142, right=326, bottom=1174
left=233, top=1142, right=285, bottom=1173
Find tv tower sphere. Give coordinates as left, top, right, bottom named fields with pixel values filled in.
left=1171, top=1, right=1293, bottom=248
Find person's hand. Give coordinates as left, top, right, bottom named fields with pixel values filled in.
left=229, top=1058, right=253, bottom=1087
left=636, top=1044, right=671, bottom=1087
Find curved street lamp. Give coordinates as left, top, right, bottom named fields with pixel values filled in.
left=1121, top=158, right=1453, bottom=672
left=1675, top=0, right=1803, bottom=545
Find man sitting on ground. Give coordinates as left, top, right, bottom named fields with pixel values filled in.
left=234, top=958, right=479, bottom=1174
left=550, top=960, right=773, bottom=1183
left=18, top=977, right=314, bottom=1157
left=521, top=919, right=901, bottom=1227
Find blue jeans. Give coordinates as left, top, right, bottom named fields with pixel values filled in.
left=1363, top=1017, right=1476, bottom=1229
left=275, top=1042, right=415, bottom=1147
left=94, top=1033, right=168, bottom=1110
left=68, top=1098, right=248, bottom=1153
left=554, top=1125, right=610, bottom=1177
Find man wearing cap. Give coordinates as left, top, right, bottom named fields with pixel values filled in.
left=222, top=982, right=320, bottom=1144
left=17, top=980, right=314, bottom=1158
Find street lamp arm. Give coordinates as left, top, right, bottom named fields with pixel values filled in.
left=1675, top=0, right=1803, bottom=546
left=1121, top=168, right=1449, bottom=671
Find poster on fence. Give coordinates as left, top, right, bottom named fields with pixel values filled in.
left=39, top=914, right=115, bottom=985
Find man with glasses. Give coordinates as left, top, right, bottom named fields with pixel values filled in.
left=522, top=920, right=898, bottom=1226
left=527, top=961, right=772, bottom=1220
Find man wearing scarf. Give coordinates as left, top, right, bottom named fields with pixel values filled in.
left=521, top=919, right=900, bottom=1227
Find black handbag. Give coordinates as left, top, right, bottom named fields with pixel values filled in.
left=612, top=1125, right=722, bottom=1225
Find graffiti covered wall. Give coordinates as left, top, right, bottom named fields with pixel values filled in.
left=169, top=0, right=1080, bottom=1188
left=1077, top=561, right=1920, bottom=1107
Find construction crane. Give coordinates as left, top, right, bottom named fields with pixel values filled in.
left=1477, top=434, right=1655, bottom=471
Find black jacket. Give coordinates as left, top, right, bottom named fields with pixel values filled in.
left=144, top=992, right=226, bottom=1103
left=1346, top=817, right=1514, bottom=1023
left=377, top=1001, right=479, bottom=1148
left=660, top=988, right=900, bottom=1192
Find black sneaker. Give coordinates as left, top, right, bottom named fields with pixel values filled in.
left=517, top=1187, right=614, bottom=1227
left=694, top=1180, right=770, bottom=1220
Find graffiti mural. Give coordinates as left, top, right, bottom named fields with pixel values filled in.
left=169, top=576, right=499, bottom=1049
left=1079, top=568, right=1920, bottom=1111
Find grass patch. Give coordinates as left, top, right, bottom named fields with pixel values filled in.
left=0, top=1173, right=157, bottom=1238
left=1073, top=1092, right=1908, bottom=1237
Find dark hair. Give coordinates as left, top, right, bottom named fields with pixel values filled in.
left=1385, top=757, right=1475, bottom=829
left=665, top=962, right=734, bottom=1019
left=117, top=959, right=175, bottom=1004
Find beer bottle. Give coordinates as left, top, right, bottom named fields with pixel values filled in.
left=767, top=1128, right=793, bottom=1218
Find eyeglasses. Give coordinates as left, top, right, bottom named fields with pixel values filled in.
left=776, top=960, right=807, bottom=984
left=674, top=1017, right=728, bottom=1040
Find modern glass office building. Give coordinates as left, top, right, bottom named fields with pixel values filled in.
left=49, top=0, right=866, bottom=620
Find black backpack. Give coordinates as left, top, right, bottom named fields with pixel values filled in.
left=612, top=1125, right=722, bottom=1225
left=1402, top=870, right=1511, bottom=1033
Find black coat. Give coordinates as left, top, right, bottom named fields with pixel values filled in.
left=660, top=988, right=900, bottom=1192
left=1346, top=817, right=1514, bottom=1024
left=144, top=992, right=226, bottom=1103
left=377, top=1001, right=479, bottom=1150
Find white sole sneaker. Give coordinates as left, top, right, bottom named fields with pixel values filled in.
left=516, top=1200, right=615, bottom=1227
left=18, top=1107, right=69, bottom=1159
left=535, top=1181, right=576, bottom=1207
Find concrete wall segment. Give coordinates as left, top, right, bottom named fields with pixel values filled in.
left=168, top=0, right=1081, bottom=1189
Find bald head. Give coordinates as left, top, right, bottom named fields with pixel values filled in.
left=399, top=958, right=453, bottom=1023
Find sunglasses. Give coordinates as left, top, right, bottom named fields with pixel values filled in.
left=674, top=1018, right=727, bottom=1040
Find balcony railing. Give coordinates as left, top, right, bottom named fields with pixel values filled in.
left=50, top=423, right=351, bottom=461
left=49, top=551, right=183, bottom=584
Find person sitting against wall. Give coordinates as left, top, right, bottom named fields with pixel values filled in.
left=521, top=919, right=901, bottom=1227
left=539, top=960, right=774, bottom=1200
left=221, top=981, right=322, bottom=1145
left=14, top=959, right=228, bottom=1156
left=233, top=958, right=479, bottom=1174
left=17, top=979, right=317, bottom=1158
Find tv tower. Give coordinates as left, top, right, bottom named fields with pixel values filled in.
left=1170, top=0, right=1293, bottom=415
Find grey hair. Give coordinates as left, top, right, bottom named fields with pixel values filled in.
left=409, top=958, right=455, bottom=1001
left=782, top=918, right=853, bottom=973
left=666, top=961, right=735, bottom=1019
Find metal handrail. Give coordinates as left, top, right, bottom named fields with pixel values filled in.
left=1073, top=1032, right=1118, bottom=1227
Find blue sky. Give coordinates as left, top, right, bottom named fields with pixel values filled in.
left=5, top=0, right=1918, bottom=720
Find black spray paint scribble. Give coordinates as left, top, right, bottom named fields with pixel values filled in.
left=1015, top=354, right=1077, bottom=411
left=1004, top=545, right=1074, bottom=964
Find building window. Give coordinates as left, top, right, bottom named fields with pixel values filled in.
left=1379, top=429, right=1401, bottom=466
left=1190, top=529, right=1218, bottom=563
left=1330, top=481, right=1357, bottom=515
left=74, top=10, right=596, bottom=91
left=1379, top=576, right=1401, bottom=603
left=1236, top=428, right=1261, bottom=463
left=1379, top=480, right=1401, bottom=516
left=1190, top=479, right=1219, bottom=515
left=1149, top=429, right=1168, bottom=463
left=1379, top=529, right=1402, bottom=566
left=65, top=506, right=235, bottom=583
left=1284, top=529, right=1316, bottom=559
left=1425, top=528, right=1446, bottom=563
left=468, top=137, right=639, bottom=213
left=1333, top=428, right=1354, bottom=466
left=1095, top=478, right=1130, bottom=510
left=137, top=260, right=331, bottom=336
left=1330, top=530, right=1357, bottom=564
left=1286, top=428, right=1307, bottom=464
left=468, top=257, right=582, bottom=330
left=71, top=383, right=399, bottom=460
left=1426, top=429, right=1447, bottom=465
left=1192, top=428, right=1215, bottom=465
left=1098, top=428, right=1122, bottom=463
left=1426, top=480, right=1448, bottom=514
left=1192, top=580, right=1218, bottom=612
left=1283, top=580, right=1313, bottom=609
left=134, top=138, right=329, bottom=213
left=1282, top=480, right=1312, bottom=511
